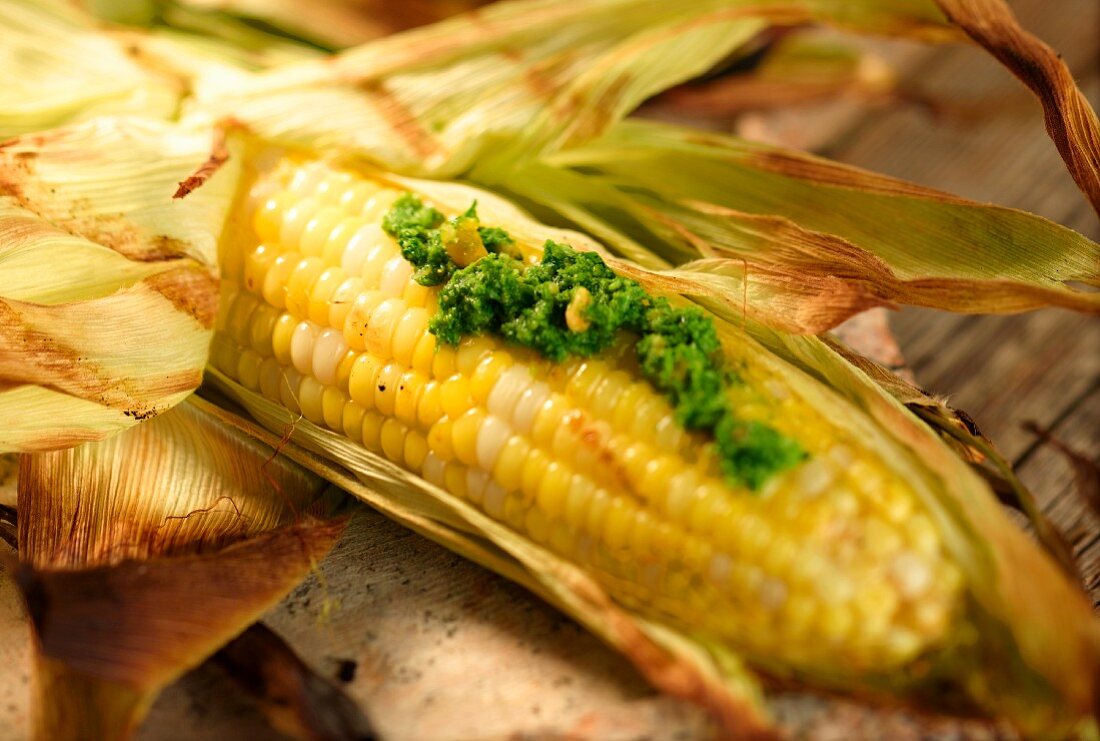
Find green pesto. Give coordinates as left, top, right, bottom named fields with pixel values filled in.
left=382, top=195, right=804, bottom=490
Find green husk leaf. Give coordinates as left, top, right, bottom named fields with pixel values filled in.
left=0, top=117, right=241, bottom=452
left=0, top=1, right=181, bottom=138
left=183, top=0, right=958, bottom=179
left=16, top=399, right=347, bottom=739
left=646, top=31, right=898, bottom=119
left=487, top=120, right=1099, bottom=333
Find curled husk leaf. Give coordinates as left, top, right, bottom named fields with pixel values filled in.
left=16, top=399, right=346, bottom=739
left=488, top=120, right=1099, bottom=333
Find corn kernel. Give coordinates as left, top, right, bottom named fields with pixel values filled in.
left=348, top=354, right=383, bottom=408
left=364, top=297, right=407, bottom=358
left=493, top=436, right=530, bottom=493
left=271, top=313, right=297, bottom=365
left=307, top=267, right=347, bottom=324
left=471, top=353, right=513, bottom=404
left=322, top=387, right=347, bottom=432
left=361, top=411, right=384, bottom=451
left=392, top=308, right=429, bottom=367
left=536, top=461, right=572, bottom=521
left=298, top=376, right=325, bottom=424
left=374, top=362, right=402, bottom=416
left=452, top=408, right=486, bottom=467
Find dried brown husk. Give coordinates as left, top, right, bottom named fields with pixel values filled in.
left=932, top=0, right=1100, bottom=216
left=15, top=400, right=347, bottom=739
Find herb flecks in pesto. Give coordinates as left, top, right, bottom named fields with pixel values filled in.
left=383, top=195, right=804, bottom=490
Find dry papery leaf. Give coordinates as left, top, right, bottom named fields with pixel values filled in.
left=644, top=30, right=900, bottom=122
left=0, top=117, right=240, bottom=453
left=933, top=0, right=1100, bottom=216
left=495, top=120, right=1099, bottom=336
left=14, top=400, right=347, bottom=739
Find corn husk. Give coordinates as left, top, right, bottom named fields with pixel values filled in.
left=489, top=120, right=1099, bottom=334
left=2, top=0, right=1100, bottom=736
left=204, top=167, right=1099, bottom=735
left=15, top=399, right=346, bottom=739
left=646, top=31, right=899, bottom=120
left=0, top=117, right=239, bottom=452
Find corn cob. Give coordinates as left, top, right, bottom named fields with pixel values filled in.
left=210, top=158, right=963, bottom=677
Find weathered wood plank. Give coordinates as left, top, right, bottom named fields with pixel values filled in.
left=891, top=308, right=1099, bottom=460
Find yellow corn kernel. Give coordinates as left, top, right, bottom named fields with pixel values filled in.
left=300, top=206, right=343, bottom=257
left=253, top=192, right=293, bottom=244
left=278, top=197, right=322, bottom=247
left=531, top=395, right=568, bottom=449
left=444, top=461, right=468, bottom=500
left=261, top=252, right=301, bottom=309
left=236, top=349, right=264, bottom=391
left=226, top=290, right=260, bottom=346
left=440, top=375, right=473, bottom=420
left=374, top=362, right=402, bottom=417
left=335, top=349, right=358, bottom=392
left=404, top=431, right=429, bottom=473
left=328, top=276, right=364, bottom=329
left=428, top=418, right=456, bottom=462
left=281, top=255, right=323, bottom=316
left=364, top=297, right=407, bottom=358
left=432, top=344, right=457, bottom=379
left=243, top=243, right=279, bottom=295
left=340, top=289, right=380, bottom=351
left=298, top=376, right=325, bottom=424
left=535, top=461, right=572, bottom=521
left=348, top=354, right=383, bottom=408
left=380, top=418, right=407, bottom=463
left=322, top=387, right=347, bottom=433
left=493, top=436, right=530, bottom=493
left=342, top=402, right=366, bottom=444
left=451, top=408, right=486, bottom=467
left=392, top=308, right=430, bottom=367
left=417, top=380, right=443, bottom=429
left=520, top=447, right=550, bottom=502
left=361, top=411, right=384, bottom=451
left=271, top=313, right=297, bottom=366
left=258, top=357, right=283, bottom=401
left=362, top=242, right=399, bottom=287
left=471, top=353, right=513, bottom=404
left=403, top=279, right=432, bottom=308
left=412, top=333, right=438, bottom=376
left=394, top=370, right=424, bottom=426
left=307, top=267, right=347, bottom=324
left=248, top=304, right=281, bottom=357
left=455, top=336, right=494, bottom=375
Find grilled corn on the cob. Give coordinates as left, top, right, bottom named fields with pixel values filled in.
left=210, top=159, right=962, bottom=677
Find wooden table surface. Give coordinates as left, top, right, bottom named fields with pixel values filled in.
left=0, top=1, right=1096, bottom=738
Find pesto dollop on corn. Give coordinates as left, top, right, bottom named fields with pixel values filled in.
left=211, top=159, right=964, bottom=678
left=382, top=193, right=804, bottom=490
